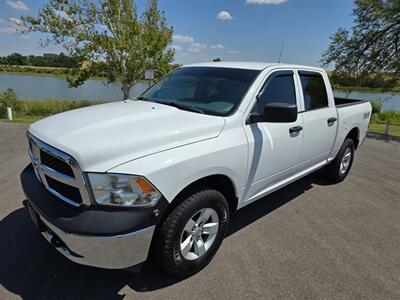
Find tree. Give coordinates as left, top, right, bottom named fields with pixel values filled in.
left=321, top=0, right=400, bottom=76
left=7, top=53, right=28, bottom=65
left=21, top=0, right=174, bottom=99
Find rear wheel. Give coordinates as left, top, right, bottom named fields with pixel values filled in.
left=153, top=188, right=229, bottom=277
left=325, top=138, right=355, bottom=182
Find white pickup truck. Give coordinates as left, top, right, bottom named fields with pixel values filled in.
left=21, top=62, right=371, bottom=277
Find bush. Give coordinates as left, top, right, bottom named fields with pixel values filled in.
left=370, top=99, right=382, bottom=114
left=15, top=99, right=102, bottom=117
left=378, top=110, right=400, bottom=126
left=0, top=88, right=104, bottom=119
left=371, top=110, right=400, bottom=126
left=0, top=88, right=18, bottom=118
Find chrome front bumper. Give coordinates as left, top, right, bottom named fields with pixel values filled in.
left=25, top=201, right=155, bottom=269
left=21, top=164, right=168, bottom=270
left=42, top=214, right=154, bottom=269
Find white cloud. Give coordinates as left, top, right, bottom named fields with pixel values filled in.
left=211, top=44, right=225, bottom=50
left=6, top=0, right=29, bottom=11
left=173, top=34, right=194, bottom=43
left=0, top=17, right=25, bottom=34
left=7, top=17, right=22, bottom=26
left=246, top=0, right=287, bottom=4
left=189, top=43, right=207, bottom=52
left=0, top=27, right=17, bottom=34
left=217, top=11, right=233, bottom=21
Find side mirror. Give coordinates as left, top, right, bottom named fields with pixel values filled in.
left=249, top=102, right=298, bottom=123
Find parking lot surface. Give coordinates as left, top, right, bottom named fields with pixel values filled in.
left=0, top=122, right=399, bottom=299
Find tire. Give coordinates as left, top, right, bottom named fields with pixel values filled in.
left=325, top=138, right=355, bottom=182
left=152, top=188, right=229, bottom=277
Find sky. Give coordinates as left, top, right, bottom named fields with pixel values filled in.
left=0, top=0, right=355, bottom=67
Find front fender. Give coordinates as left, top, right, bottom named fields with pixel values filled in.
left=108, top=136, right=247, bottom=204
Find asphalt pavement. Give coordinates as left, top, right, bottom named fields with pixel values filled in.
left=0, top=122, right=399, bottom=299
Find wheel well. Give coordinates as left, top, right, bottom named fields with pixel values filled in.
left=346, top=127, right=360, bottom=149
left=168, top=175, right=238, bottom=216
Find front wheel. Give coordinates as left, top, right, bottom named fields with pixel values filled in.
left=325, top=138, right=355, bottom=182
left=153, top=188, right=229, bottom=277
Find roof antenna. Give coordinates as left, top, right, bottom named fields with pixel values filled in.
left=278, top=40, right=285, bottom=63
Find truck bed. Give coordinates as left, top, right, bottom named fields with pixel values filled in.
left=329, top=98, right=372, bottom=160
left=334, top=97, right=369, bottom=108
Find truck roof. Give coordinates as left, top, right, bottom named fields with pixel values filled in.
left=183, top=61, right=324, bottom=72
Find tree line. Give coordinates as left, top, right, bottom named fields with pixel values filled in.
left=0, top=52, right=78, bottom=68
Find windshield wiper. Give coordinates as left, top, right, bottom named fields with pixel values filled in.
left=136, top=96, right=150, bottom=101
left=137, top=97, right=205, bottom=114
left=155, top=101, right=205, bottom=114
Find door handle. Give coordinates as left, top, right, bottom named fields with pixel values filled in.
left=289, top=126, right=303, bottom=133
left=327, top=117, right=337, bottom=124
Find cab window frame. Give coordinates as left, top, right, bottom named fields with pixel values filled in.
left=250, top=70, right=298, bottom=115
left=297, top=70, right=329, bottom=112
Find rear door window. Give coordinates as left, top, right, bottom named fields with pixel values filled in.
left=299, top=71, right=328, bottom=110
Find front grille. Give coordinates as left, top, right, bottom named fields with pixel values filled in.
left=28, top=133, right=91, bottom=207
left=45, top=176, right=83, bottom=204
left=40, top=150, right=75, bottom=178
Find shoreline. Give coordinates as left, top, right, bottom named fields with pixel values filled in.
left=332, top=85, right=400, bottom=94
left=1, top=70, right=399, bottom=94
left=0, top=70, right=106, bottom=81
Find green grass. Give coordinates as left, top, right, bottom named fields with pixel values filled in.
left=0, top=65, right=106, bottom=80
left=1, top=94, right=105, bottom=123
left=0, top=70, right=106, bottom=80
left=333, top=85, right=400, bottom=93
left=0, top=115, right=44, bottom=123
left=0, top=70, right=68, bottom=78
left=369, top=123, right=400, bottom=137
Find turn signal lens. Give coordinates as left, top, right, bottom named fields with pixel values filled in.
left=135, top=177, right=156, bottom=193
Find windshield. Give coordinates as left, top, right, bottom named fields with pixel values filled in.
left=139, top=67, right=260, bottom=116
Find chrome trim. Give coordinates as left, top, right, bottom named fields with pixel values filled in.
left=47, top=186, right=84, bottom=207
left=27, top=132, right=92, bottom=207
left=40, top=215, right=155, bottom=269
left=39, top=164, right=77, bottom=187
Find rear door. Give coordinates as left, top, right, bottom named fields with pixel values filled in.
left=297, top=70, right=337, bottom=167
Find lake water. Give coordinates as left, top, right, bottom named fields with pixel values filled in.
left=0, top=73, right=149, bottom=101
left=1, top=73, right=399, bottom=111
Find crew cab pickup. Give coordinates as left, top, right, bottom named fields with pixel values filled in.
left=21, top=62, right=372, bottom=277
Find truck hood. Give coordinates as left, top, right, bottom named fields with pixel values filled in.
left=29, top=100, right=226, bottom=171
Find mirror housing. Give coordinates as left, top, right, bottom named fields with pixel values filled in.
left=248, top=102, right=298, bottom=123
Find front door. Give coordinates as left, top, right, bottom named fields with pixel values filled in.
left=243, top=70, right=304, bottom=203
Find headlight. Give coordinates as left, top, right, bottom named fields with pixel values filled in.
left=87, top=173, right=161, bottom=207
